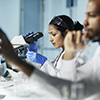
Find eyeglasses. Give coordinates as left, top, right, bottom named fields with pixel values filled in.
left=53, top=16, right=69, bottom=29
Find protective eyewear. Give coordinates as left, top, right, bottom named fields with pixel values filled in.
left=53, top=16, right=69, bottom=29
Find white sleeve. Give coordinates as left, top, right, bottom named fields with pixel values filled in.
left=58, top=58, right=76, bottom=81
left=59, top=46, right=100, bottom=82
left=29, top=69, right=63, bottom=99
left=57, top=49, right=98, bottom=82
left=29, top=68, right=100, bottom=100
left=40, top=60, right=56, bottom=76
left=59, top=54, right=96, bottom=82
left=76, top=46, right=100, bottom=82
left=56, top=51, right=76, bottom=81
left=29, top=68, right=72, bottom=99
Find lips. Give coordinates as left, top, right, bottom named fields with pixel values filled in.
left=84, top=29, right=89, bottom=34
left=52, top=43, right=55, bottom=45
left=84, top=28, right=92, bottom=33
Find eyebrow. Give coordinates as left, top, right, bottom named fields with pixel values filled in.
left=48, top=31, right=53, bottom=35
left=48, top=31, right=56, bottom=34
left=48, top=31, right=52, bottom=34
left=86, top=11, right=100, bottom=15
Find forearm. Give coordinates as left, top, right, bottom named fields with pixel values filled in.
left=17, top=59, right=34, bottom=77
left=7, top=55, right=34, bottom=77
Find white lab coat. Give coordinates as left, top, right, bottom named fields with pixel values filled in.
left=28, top=46, right=100, bottom=100
left=29, top=62, right=100, bottom=100
left=40, top=50, right=88, bottom=80
left=59, top=46, right=100, bottom=82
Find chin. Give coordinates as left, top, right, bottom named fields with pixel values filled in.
left=55, top=47, right=58, bottom=49
left=55, top=46, right=59, bottom=49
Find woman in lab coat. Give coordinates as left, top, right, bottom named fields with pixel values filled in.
left=26, top=15, right=87, bottom=79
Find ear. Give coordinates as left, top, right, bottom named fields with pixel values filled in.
left=65, top=29, right=69, bottom=32
left=64, top=29, right=69, bottom=37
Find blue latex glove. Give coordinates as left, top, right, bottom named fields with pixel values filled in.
left=24, top=31, right=38, bottom=51
left=26, top=50, right=47, bottom=66
left=29, top=41, right=38, bottom=51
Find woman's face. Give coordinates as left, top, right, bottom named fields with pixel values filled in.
left=49, top=24, right=64, bottom=49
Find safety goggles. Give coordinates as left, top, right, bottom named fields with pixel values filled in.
left=53, top=16, right=69, bottom=29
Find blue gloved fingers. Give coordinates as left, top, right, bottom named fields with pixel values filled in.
left=26, top=50, right=34, bottom=55
left=26, top=51, right=47, bottom=66
left=31, top=31, right=33, bottom=33
left=24, top=31, right=38, bottom=51
left=26, top=50, right=36, bottom=61
left=24, top=32, right=33, bottom=37
left=29, top=41, right=38, bottom=51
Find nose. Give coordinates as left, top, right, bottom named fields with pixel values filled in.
left=83, top=17, right=88, bottom=27
left=49, top=35, right=53, bottom=42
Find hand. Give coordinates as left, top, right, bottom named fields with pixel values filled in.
left=26, top=51, right=47, bottom=66
left=29, top=41, right=38, bottom=51
left=0, top=29, right=34, bottom=77
left=24, top=32, right=38, bottom=51
left=64, top=30, right=87, bottom=52
left=0, top=28, right=19, bottom=66
left=63, top=31, right=87, bottom=60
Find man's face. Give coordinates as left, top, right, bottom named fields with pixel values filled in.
left=83, top=0, right=100, bottom=42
